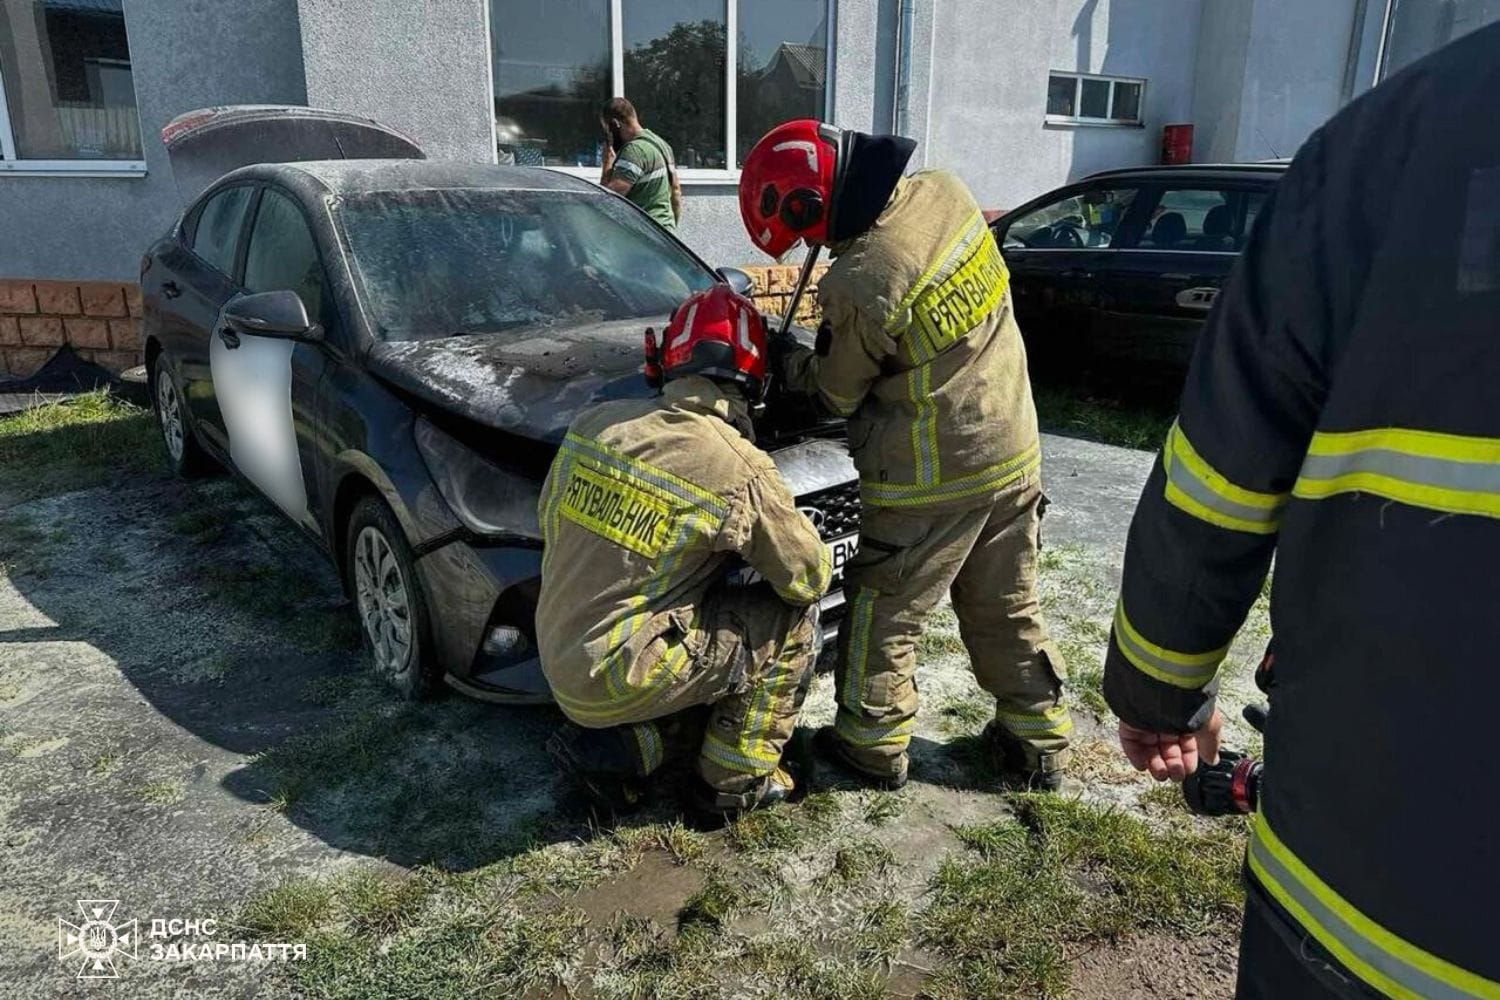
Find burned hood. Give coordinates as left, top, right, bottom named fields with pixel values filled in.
left=366, top=318, right=664, bottom=443
left=161, top=105, right=424, bottom=202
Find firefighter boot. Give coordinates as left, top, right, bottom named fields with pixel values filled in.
left=983, top=721, right=1067, bottom=793
left=813, top=725, right=909, bottom=791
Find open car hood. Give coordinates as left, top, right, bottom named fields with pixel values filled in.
left=367, top=319, right=659, bottom=446
left=161, top=105, right=424, bottom=202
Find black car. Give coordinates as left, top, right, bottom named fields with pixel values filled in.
left=990, top=162, right=1287, bottom=372
left=142, top=106, right=857, bottom=704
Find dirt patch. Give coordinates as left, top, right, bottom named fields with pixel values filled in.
left=1070, top=931, right=1239, bottom=998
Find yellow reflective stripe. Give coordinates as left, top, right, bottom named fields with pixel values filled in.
left=701, top=733, right=778, bottom=774
left=862, top=441, right=1040, bottom=508
left=838, top=588, right=877, bottom=715
left=1162, top=420, right=1287, bottom=534
left=996, top=703, right=1074, bottom=737
left=885, top=211, right=984, bottom=337
left=1249, top=815, right=1500, bottom=1000
left=630, top=722, right=664, bottom=774
left=562, top=432, right=727, bottom=517
left=1112, top=601, right=1227, bottom=689
left=817, top=377, right=865, bottom=417
left=834, top=713, right=915, bottom=748
left=775, top=542, right=831, bottom=605
left=558, top=640, right=688, bottom=723
left=908, top=363, right=940, bottom=486
left=1294, top=428, right=1500, bottom=520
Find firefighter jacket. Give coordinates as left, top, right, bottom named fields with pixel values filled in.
left=1102, top=24, right=1500, bottom=999
left=782, top=170, right=1039, bottom=513
left=536, top=375, right=830, bottom=727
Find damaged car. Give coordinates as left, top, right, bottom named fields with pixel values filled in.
left=141, top=106, right=858, bottom=703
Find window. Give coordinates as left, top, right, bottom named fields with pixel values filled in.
left=1139, top=188, right=1266, bottom=252
left=189, top=186, right=255, bottom=277
left=490, top=0, right=832, bottom=177
left=0, top=0, right=145, bottom=172
left=1000, top=187, right=1139, bottom=250
left=1044, top=72, right=1145, bottom=126
left=244, top=189, right=334, bottom=332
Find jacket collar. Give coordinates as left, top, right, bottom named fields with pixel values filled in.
left=662, top=376, right=755, bottom=439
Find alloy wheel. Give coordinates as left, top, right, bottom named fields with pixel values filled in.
left=353, top=526, right=414, bottom=679
left=156, top=370, right=184, bottom=463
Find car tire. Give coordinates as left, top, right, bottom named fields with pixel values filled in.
left=346, top=495, right=437, bottom=700
left=151, top=355, right=211, bottom=478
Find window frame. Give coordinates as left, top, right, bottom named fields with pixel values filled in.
left=494, top=0, right=836, bottom=184
left=1043, top=71, right=1147, bottom=128
left=240, top=184, right=341, bottom=339
left=183, top=182, right=260, bottom=279
left=0, top=6, right=148, bottom=176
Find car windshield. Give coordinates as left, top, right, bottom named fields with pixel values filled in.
left=335, top=187, right=716, bottom=342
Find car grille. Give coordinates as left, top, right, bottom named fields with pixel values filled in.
left=797, top=480, right=861, bottom=540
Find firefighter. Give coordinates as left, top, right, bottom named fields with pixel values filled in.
left=1102, top=25, right=1500, bottom=999
left=737, top=121, right=1072, bottom=791
left=536, top=283, right=830, bottom=817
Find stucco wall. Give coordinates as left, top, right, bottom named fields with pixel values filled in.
left=296, top=0, right=494, bottom=162
left=0, top=0, right=307, bottom=281
left=923, top=0, right=1204, bottom=214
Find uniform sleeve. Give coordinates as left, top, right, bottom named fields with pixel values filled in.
left=1103, top=130, right=1338, bottom=733
left=606, top=143, right=646, bottom=189
left=718, top=470, right=831, bottom=606
left=780, top=285, right=891, bottom=417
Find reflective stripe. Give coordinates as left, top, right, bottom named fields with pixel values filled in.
left=885, top=211, right=1001, bottom=363
left=636, top=166, right=668, bottom=184
left=775, top=543, right=831, bottom=605
left=834, top=712, right=914, bottom=748
left=818, top=382, right=864, bottom=417
left=1162, top=420, right=1287, bottom=534
left=996, top=703, right=1074, bottom=738
left=1249, top=815, right=1500, bottom=1000
left=1112, top=601, right=1227, bottom=689
left=630, top=722, right=665, bottom=774
left=862, top=440, right=1040, bottom=508
left=563, top=433, right=728, bottom=518
left=701, top=732, right=777, bottom=775
left=908, top=364, right=940, bottom=486
left=838, top=588, right=877, bottom=715
left=1294, top=427, right=1500, bottom=520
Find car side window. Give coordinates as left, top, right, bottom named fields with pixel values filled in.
left=1140, top=188, right=1262, bottom=252
left=189, top=186, right=254, bottom=276
left=1001, top=187, right=1138, bottom=250
left=243, top=189, right=335, bottom=333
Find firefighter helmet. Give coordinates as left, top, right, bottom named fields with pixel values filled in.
left=737, top=119, right=844, bottom=259
left=645, top=284, right=768, bottom=397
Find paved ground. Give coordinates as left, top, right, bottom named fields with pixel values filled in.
left=0, top=431, right=1265, bottom=998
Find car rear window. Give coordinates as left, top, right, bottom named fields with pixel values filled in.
left=335, top=188, right=716, bottom=342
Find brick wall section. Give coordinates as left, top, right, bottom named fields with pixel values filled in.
left=741, top=263, right=830, bottom=327
left=0, top=280, right=142, bottom=377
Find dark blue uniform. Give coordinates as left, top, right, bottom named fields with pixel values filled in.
left=1103, top=23, right=1500, bottom=1000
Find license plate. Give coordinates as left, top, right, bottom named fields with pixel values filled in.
left=727, top=533, right=860, bottom=588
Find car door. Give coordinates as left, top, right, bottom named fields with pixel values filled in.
left=158, top=183, right=256, bottom=451
left=992, top=182, right=1141, bottom=369
left=1090, top=184, right=1271, bottom=370
left=213, top=186, right=335, bottom=533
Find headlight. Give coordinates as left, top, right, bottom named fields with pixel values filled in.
left=414, top=416, right=542, bottom=539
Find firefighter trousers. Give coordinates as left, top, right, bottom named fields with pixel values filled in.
left=831, top=476, right=1070, bottom=780
left=580, top=586, right=819, bottom=807
left=1236, top=877, right=1380, bottom=999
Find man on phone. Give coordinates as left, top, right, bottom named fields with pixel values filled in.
left=600, top=97, right=682, bottom=231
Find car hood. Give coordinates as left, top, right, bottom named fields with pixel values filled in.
left=366, top=317, right=661, bottom=445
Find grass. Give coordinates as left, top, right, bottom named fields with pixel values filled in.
left=134, top=778, right=185, bottom=804
left=0, top=512, right=51, bottom=577
left=821, top=839, right=895, bottom=887
left=920, top=794, right=1244, bottom=999
left=1033, top=383, right=1174, bottom=451
left=0, top=390, right=160, bottom=503
left=191, top=558, right=360, bottom=654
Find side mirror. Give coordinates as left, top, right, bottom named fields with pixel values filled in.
left=716, top=266, right=754, bottom=297
left=223, top=290, right=323, bottom=342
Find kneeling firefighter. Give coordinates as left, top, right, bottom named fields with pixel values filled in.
left=738, top=121, right=1073, bottom=791
left=536, top=283, right=831, bottom=816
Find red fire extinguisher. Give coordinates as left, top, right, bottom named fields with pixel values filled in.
left=1162, top=123, right=1193, bottom=165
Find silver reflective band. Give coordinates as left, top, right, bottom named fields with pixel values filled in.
left=1166, top=448, right=1285, bottom=526
left=1298, top=450, right=1500, bottom=497
left=1248, top=824, right=1499, bottom=1000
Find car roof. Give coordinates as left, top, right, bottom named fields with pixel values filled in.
left=1080, top=162, right=1289, bottom=184
left=216, top=158, right=600, bottom=196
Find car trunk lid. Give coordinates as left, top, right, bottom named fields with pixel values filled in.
left=161, top=105, right=425, bottom=202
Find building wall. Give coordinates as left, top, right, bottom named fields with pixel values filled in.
left=0, top=0, right=307, bottom=283
left=923, top=0, right=1203, bottom=213
left=296, top=0, right=494, bottom=162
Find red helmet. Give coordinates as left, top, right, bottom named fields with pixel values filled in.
left=645, top=284, right=767, bottom=397
left=738, top=119, right=843, bottom=259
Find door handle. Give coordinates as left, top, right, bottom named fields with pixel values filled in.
left=218, top=326, right=241, bottom=350
left=161, top=280, right=181, bottom=299
left=1175, top=286, right=1219, bottom=311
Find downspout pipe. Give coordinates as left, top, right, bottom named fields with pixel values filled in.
left=894, top=0, right=915, bottom=136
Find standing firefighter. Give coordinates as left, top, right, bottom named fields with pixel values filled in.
left=537, top=284, right=830, bottom=817
left=1103, top=25, right=1500, bottom=1000
left=738, top=121, right=1072, bottom=791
